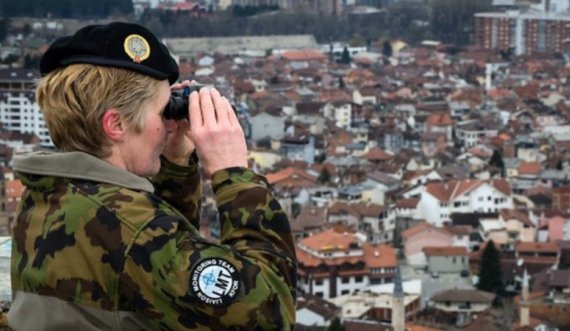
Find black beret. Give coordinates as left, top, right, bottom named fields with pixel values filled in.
left=40, top=22, right=179, bottom=84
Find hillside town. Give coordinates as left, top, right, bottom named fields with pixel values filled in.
left=1, top=0, right=570, bottom=330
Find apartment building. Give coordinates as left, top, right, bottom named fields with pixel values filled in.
left=0, top=69, right=52, bottom=147
left=475, top=10, right=570, bottom=55
left=296, top=228, right=397, bottom=299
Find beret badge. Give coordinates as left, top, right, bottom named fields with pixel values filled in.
left=124, top=34, right=150, bottom=63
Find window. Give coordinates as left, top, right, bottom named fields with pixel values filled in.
left=341, top=290, right=350, bottom=295
left=315, top=279, right=323, bottom=286
left=355, top=276, right=363, bottom=283
left=341, top=277, right=350, bottom=284
left=315, top=292, right=323, bottom=298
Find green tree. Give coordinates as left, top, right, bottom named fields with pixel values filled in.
left=382, top=40, right=393, bottom=58
left=489, top=150, right=505, bottom=176
left=318, top=167, right=330, bottom=184
left=338, top=76, right=345, bottom=89
left=340, top=46, right=351, bottom=64
left=328, top=317, right=345, bottom=331
left=477, top=240, right=504, bottom=296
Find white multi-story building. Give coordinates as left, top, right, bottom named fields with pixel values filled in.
left=0, top=69, right=52, bottom=147
left=296, top=228, right=397, bottom=299
left=418, top=179, right=514, bottom=227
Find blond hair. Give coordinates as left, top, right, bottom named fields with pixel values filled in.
left=36, top=64, right=163, bottom=158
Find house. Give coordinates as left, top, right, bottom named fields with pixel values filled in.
left=279, top=135, right=316, bottom=164
left=329, top=288, right=421, bottom=324
left=248, top=111, right=286, bottom=141
left=516, top=242, right=559, bottom=265
left=513, top=161, right=542, bottom=194
left=420, top=132, right=446, bottom=158
left=430, top=289, right=495, bottom=314
left=455, top=120, right=500, bottom=148
left=327, top=202, right=386, bottom=240
left=296, top=294, right=341, bottom=327
left=418, top=178, right=513, bottom=227
left=426, top=113, right=453, bottom=143
left=499, top=209, right=536, bottom=244
left=401, top=222, right=454, bottom=267
left=292, top=205, right=329, bottom=240
left=296, top=228, right=397, bottom=299
left=323, top=101, right=352, bottom=129
left=552, top=185, right=570, bottom=211
left=423, top=246, right=470, bottom=274
left=265, top=166, right=318, bottom=191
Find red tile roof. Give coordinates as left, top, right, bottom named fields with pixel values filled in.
left=401, top=222, right=451, bottom=240
left=518, top=161, right=541, bottom=175
left=423, top=246, right=469, bottom=257
left=281, top=49, right=326, bottom=61
left=426, top=179, right=511, bottom=202
left=426, top=113, right=453, bottom=126
left=5, top=179, right=24, bottom=199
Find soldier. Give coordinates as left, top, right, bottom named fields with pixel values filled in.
left=8, top=22, right=297, bottom=330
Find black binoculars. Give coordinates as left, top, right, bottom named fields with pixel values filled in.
left=163, top=85, right=204, bottom=120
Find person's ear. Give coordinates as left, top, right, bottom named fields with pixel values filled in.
left=101, top=109, right=126, bottom=142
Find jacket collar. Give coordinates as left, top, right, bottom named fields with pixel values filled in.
left=12, top=151, right=155, bottom=193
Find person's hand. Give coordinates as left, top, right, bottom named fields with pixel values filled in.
left=162, top=80, right=195, bottom=166
left=189, top=87, right=248, bottom=177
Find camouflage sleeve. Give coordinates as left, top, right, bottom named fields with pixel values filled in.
left=122, top=167, right=297, bottom=330
left=152, top=153, right=201, bottom=229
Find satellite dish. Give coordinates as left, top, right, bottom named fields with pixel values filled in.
left=517, top=258, right=524, bottom=267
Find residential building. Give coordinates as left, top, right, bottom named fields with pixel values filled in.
left=418, top=178, right=513, bottom=227
left=423, top=246, right=470, bottom=274
left=430, top=289, right=495, bottom=314
left=248, top=111, right=285, bottom=141
left=329, top=280, right=422, bottom=324
left=455, top=120, right=500, bottom=148
left=0, top=69, right=51, bottom=147
left=475, top=10, right=570, bottom=56
left=401, top=222, right=454, bottom=267
left=296, top=294, right=341, bottom=327
left=296, top=228, right=397, bottom=299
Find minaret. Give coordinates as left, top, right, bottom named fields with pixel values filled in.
left=520, top=269, right=530, bottom=327
left=392, top=264, right=405, bottom=331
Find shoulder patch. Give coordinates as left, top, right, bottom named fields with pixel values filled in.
left=190, top=258, right=240, bottom=306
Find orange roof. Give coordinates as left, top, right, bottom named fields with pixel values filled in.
left=423, top=246, right=469, bottom=256
left=362, top=147, right=393, bottom=162
left=516, top=241, right=559, bottom=253
left=281, top=49, right=326, bottom=61
left=297, top=228, right=397, bottom=269
left=5, top=179, right=24, bottom=199
left=300, top=228, right=359, bottom=253
left=362, top=243, right=397, bottom=268
left=426, top=113, right=453, bottom=126
left=407, top=324, right=444, bottom=331
left=265, top=166, right=316, bottom=184
left=426, top=179, right=511, bottom=202
left=401, top=222, right=451, bottom=240
left=518, top=161, right=541, bottom=175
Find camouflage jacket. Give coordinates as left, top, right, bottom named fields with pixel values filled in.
left=9, top=151, right=296, bottom=330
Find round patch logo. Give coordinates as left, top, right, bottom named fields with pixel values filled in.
left=124, top=34, right=150, bottom=63
left=190, top=258, right=240, bottom=306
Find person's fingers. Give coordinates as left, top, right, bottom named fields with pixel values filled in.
left=222, top=97, right=238, bottom=126
left=199, top=88, right=217, bottom=126
left=189, top=91, right=202, bottom=127
left=211, top=89, right=229, bottom=126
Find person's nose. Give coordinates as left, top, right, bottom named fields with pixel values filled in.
left=164, top=119, right=177, bottom=133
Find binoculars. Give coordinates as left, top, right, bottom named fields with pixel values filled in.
left=163, top=85, right=204, bottom=120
